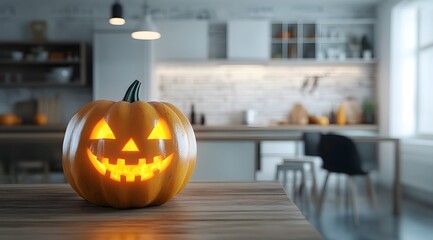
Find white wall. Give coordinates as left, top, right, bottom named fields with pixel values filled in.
left=157, top=64, right=375, bottom=125
left=377, top=0, right=433, bottom=204
left=93, top=26, right=153, bottom=101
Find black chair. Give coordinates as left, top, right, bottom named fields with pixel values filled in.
left=275, top=132, right=322, bottom=206
left=316, top=134, right=374, bottom=224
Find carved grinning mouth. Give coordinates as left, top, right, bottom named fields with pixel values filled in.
left=87, top=149, right=174, bottom=182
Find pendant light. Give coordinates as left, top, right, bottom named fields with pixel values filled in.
left=109, top=0, right=125, bottom=26
left=131, top=1, right=161, bottom=40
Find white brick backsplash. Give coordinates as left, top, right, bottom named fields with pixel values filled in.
left=156, top=64, right=375, bottom=125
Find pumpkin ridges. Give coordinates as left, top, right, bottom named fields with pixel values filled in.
left=162, top=102, right=195, bottom=196
left=96, top=101, right=133, bottom=207
left=63, top=100, right=115, bottom=199
left=123, top=102, right=163, bottom=207
left=129, top=101, right=177, bottom=207
left=70, top=101, right=117, bottom=204
left=146, top=102, right=186, bottom=205
left=131, top=101, right=165, bottom=205
left=163, top=102, right=197, bottom=194
left=69, top=101, right=116, bottom=200
left=63, top=101, right=103, bottom=197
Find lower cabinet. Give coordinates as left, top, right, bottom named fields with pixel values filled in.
left=192, top=141, right=256, bottom=181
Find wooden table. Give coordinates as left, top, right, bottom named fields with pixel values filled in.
left=0, top=181, right=321, bottom=239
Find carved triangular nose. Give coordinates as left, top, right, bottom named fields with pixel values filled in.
left=122, top=138, right=139, bottom=151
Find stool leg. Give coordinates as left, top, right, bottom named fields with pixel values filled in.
left=345, top=175, right=350, bottom=212
left=335, top=174, right=341, bottom=208
left=283, top=169, right=288, bottom=191
left=301, top=168, right=310, bottom=213
left=43, top=159, right=50, bottom=183
left=317, top=172, right=330, bottom=217
left=292, top=171, right=298, bottom=200
left=365, top=175, right=375, bottom=208
left=310, top=162, right=318, bottom=205
left=349, top=176, right=359, bottom=225
left=9, top=161, right=16, bottom=184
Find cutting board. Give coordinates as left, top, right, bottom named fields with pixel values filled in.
left=37, top=96, right=61, bottom=124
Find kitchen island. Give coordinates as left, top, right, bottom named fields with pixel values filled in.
left=192, top=124, right=378, bottom=181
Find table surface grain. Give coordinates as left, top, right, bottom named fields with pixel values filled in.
left=0, top=181, right=321, bottom=240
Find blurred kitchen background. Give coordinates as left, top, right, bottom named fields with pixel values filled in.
left=0, top=0, right=432, bottom=239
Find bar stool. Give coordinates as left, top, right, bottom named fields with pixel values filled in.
left=275, top=132, right=322, bottom=206
left=7, top=143, right=51, bottom=183
left=10, top=159, right=50, bottom=183
left=275, top=162, right=309, bottom=201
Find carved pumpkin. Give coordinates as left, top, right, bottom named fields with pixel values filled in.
left=62, top=80, right=196, bottom=209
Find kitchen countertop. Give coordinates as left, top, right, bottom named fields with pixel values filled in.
left=0, top=124, right=378, bottom=142
left=0, top=124, right=377, bottom=133
left=0, top=181, right=321, bottom=239
left=193, top=124, right=378, bottom=132
left=193, top=124, right=378, bottom=140
left=0, top=124, right=66, bottom=133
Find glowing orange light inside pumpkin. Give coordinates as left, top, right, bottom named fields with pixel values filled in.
left=87, top=149, right=174, bottom=182
left=88, top=118, right=174, bottom=182
left=148, top=119, right=172, bottom=139
left=122, top=138, right=139, bottom=151
left=90, top=119, right=115, bottom=139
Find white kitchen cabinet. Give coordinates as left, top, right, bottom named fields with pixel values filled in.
left=227, top=20, right=271, bottom=60
left=270, top=19, right=375, bottom=61
left=93, top=28, right=153, bottom=101
left=192, top=141, right=255, bottom=181
left=155, top=20, right=208, bottom=61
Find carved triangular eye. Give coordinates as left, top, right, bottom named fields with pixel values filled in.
left=148, top=119, right=172, bottom=139
left=90, top=119, right=116, bottom=139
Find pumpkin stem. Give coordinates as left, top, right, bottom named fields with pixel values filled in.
left=122, top=80, right=141, bottom=103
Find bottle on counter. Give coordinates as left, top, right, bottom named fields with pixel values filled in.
left=336, top=104, right=347, bottom=125
left=190, top=104, right=196, bottom=125
left=200, top=113, right=206, bottom=125
left=361, top=35, right=372, bottom=59
left=362, top=98, right=375, bottom=124
left=329, top=108, right=336, bottom=124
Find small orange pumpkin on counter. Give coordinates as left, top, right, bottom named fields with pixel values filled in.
left=33, top=112, right=49, bottom=126
left=0, top=113, right=21, bottom=126
left=62, top=80, right=197, bottom=209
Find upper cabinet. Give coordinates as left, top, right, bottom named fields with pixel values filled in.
left=154, top=18, right=375, bottom=63
left=271, top=19, right=375, bottom=62
left=93, top=32, right=152, bottom=101
left=227, top=20, right=270, bottom=60
left=155, top=20, right=208, bottom=61
left=0, top=42, right=88, bottom=87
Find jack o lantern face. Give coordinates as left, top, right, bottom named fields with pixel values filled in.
left=87, top=118, right=174, bottom=182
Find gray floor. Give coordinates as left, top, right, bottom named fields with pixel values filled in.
left=287, top=181, right=433, bottom=240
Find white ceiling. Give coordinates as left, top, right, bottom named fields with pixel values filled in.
left=0, top=0, right=383, bottom=20
left=149, top=0, right=384, bottom=7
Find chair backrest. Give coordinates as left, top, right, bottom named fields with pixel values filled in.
left=318, top=134, right=366, bottom=175
left=302, top=132, right=322, bottom=156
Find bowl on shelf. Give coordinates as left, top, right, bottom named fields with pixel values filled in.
left=11, top=51, right=24, bottom=61
left=46, top=67, right=72, bottom=83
